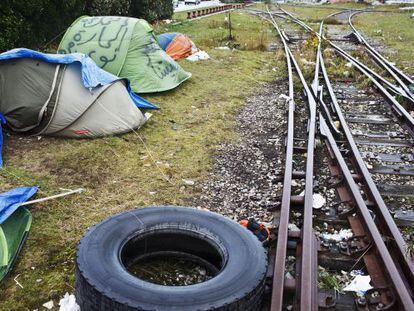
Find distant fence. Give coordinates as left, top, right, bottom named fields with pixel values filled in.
left=186, top=4, right=245, bottom=19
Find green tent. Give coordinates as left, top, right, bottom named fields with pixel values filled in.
left=58, top=16, right=191, bottom=93
left=0, top=208, right=32, bottom=281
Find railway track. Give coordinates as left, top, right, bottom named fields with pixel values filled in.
left=246, top=6, right=414, bottom=310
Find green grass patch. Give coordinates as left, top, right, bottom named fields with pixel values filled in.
left=156, top=11, right=275, bottom=51
left=353, top=11, right=414, bottom=76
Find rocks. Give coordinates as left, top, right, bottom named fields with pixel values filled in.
left=188, top=81, right=287, bottom=223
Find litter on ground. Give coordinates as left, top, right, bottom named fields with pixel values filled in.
left=343, top=275, right=373, bottom=295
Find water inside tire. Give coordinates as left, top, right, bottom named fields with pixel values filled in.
left=120, top=230, right=226, bottom=286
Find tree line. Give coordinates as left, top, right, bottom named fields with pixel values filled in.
left=0, top=0, right=173, bottom=52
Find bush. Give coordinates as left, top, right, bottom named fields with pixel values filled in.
left=84, top=0, right=131, bottom=16
left=0, top=0, right=173, bottom=52
left=0, top=0, right=85, bottom=52
left=129, top=0, right=174, bottom=23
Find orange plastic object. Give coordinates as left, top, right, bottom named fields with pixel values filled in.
left=166, top=34, right=196, bottom=60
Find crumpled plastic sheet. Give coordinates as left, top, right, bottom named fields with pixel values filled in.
left=59, top=293, right=80, bottom=311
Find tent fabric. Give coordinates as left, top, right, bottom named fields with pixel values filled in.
left=0, top=187, right=38, bottom=225
left=157, top=33, right=197, bottom=60
left=0, top=187, right=37, bottom=282
left=0, top=48, right=157, bottom=110
left=0, top=207, right=32, bottom=282
left=0, top=59, right=148, bottom=139
left=157, top=33, right=178, bottom=51
left=58, top=16, right=191, bottom=93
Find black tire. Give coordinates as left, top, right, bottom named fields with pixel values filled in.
left=75, top=206, right=267, bottom=311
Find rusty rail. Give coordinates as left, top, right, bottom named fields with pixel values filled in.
left=265, top=10, right=318, bottom=310
left=249, top=6, right=414, bottom=310
left=349, top=10, right=414, bottom=100
left=310, top=10, right=414, bottom=310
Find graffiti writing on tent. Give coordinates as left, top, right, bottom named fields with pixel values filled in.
left=142, top=37, right=179, bottom=80
left=58, top=17, right=130, bottom=70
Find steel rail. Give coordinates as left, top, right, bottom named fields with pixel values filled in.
left=315, top=16, right=414, bottom=309
left=349, top=10, right=414, bottom=89
left=266, top=6, right=414, bottom=307
left=346, top=11, right=414, bottom=101
left=320, top=116, right=414, bottom=310
left=279, top=7, right=413, bottom=102
left=249, top=8, right=414, bottom=309
left=274, top=7, right=414, bottom=136
left=265, top=9, right=296, bottom=311
left=265, top=8, right=318, bottom=310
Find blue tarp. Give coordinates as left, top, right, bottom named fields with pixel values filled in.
left=157, top=33, right=178, bottom=51
left=0, top=48, right=159, bottom=167
left=0, top=187, right=38, bottom=225
left=0, top=48, right=157, bottom=110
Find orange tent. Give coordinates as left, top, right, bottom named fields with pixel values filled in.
left=157, top=33, right=197, bottom=60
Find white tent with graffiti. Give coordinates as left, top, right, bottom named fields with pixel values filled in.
left=58, top=16, right=191, bottom=93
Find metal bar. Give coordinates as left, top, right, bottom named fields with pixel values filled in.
left=317, top=27, right=414, bottom=293
left=266, top=9, right=295, bottom=311
left=266, top=8, right=318, bottom=310
left=349, top=11, right=414, bottom=88
left=320, top=116, right=414, bottom=309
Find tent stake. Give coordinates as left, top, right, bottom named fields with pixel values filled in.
left=20, top=188, right=84, bottom=206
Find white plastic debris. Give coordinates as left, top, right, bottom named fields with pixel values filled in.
left=288, top=223, right=300, bottom=232
left=298, top=191, right=326, bottom=209
left=321, top=229, right=353, bottom=242
left=301, top=58, right=315, bottom=66
left=182, top=179, right=195, bottom=186
left=278, top=94, right=290, bottom=102
left=343, top=275, right=373, bottom=295
left=312, top=193, right=326, bottom=209
left=43, top=300, right=54, bottom=310
left=186, top=50, right=210, bottom=61
left=345, top=62, right=353, bottom=68
left=215, top=46, right=231, bottom=50
left=59, top=293, right=80, bottom=311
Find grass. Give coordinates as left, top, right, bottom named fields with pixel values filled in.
left=353, top=11, right=414, bottom=76
left=0, top=12, right=280, bottom=309
left=156, top=10, right=275, bottom=50
left=318, top=267, right=345, bottom=294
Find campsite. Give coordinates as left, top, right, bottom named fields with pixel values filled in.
left=1, top=0, right=414, bottom=310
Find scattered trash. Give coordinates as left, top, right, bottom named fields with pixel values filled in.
left=320, top=229, right=353, bottom=243
left=59, top=293, right=80, bottom=311
left=301, top=58, right=315, bottom=66
left=186, top=50, right=210, bottom=62
left=42, top=300, right=54, bottom=310
left=215, top=46, right=231, bottom=50
left=279, top=94, right=290, bottom=102
left=312, top=193, right=326, bottom=209
left=288, top=223, right=301, bottom=232
left=343, top=275, right=373, bottom=295
left=182, top=179, right=195, bottom=186
left=239, top=218, right=270, bottom=242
